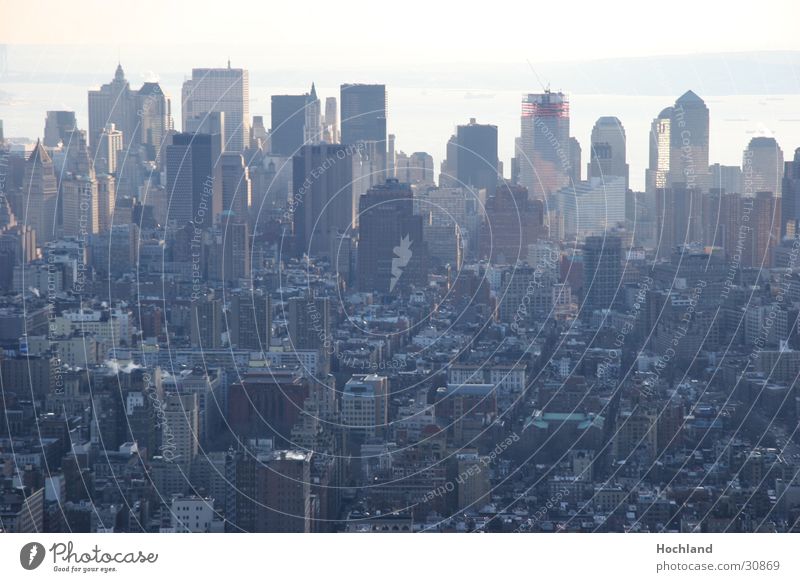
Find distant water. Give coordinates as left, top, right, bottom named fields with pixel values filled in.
left=2, top=58, right=799, bottom=192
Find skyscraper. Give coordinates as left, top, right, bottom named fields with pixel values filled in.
left=582, top=234, right=622, bottom=313
left=219, top=151, right=251, bottom=218
left=646, top=107, right=672, bottom=196
left=744, top=136, right=784, bottom=197
left=668, top=91, right=710, bottom=191
left=270, top=94, right=307, bottom=157
left=182, top=64, right=250, bottom=152
left=292, top=144, right=356, bottom=257
left=518, top=91, right=570, bottom=199
left=323, top=96, right=339, bottom=143
left=340, top=83, right=387, bottom=173
left=357, top=179, right=427, bottom=293
left=95, top=123, right=124, bottom=175
left=165, top=133, right=222, bottom=229
left=22, top=141, right=58, bottom=244
left=88, top=64, right=136, bottom=152
left=304, top=83, right=322, bottom=145
left=588, top=116, right=628, bottom=190
left=43, top=111, right=77, bottom=147
left=781, top=148, right=800, bottom=237
left=455, top=118, right=499, bottom=194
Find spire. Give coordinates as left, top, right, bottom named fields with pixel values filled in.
left=114, top=62, right=125, bottom=82
left=28, top=139, right=52, bottom=164
left=309, top=82, right=318, bottom=100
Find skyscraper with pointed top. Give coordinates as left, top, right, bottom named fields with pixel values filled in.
left=22, top=141, right=58, bottom=245
left=304, top=83, right=322, bottom=145
left=88, top=63, right=136, bottom=152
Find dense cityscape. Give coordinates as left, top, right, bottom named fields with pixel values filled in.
left=2, top=57, right=800, bottom=535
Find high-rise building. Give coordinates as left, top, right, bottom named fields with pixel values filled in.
left=395, top=151, right=435, bottom=185
left=479, top=182, right=545, bottom=263
left=292, top=143, right=356, bottom=257
left=655, top=185, right=703, bottom=257
left=323, top=96, right=338, bottom=143
left=646, top=107, right=672, bottom=195
left=455, top=118, right=499, bottom=194
left=340, top=83, right=387, bottom=172
left=668, top=91, right=710, bottom=191
left=162, top=392, right=199, bottom=468
left=182, top=64, right=250, bottom=152
left=229, top=290, right=271, bottom=351
left=287, top=294, right=329, bottom=351
left=588, top=116, right=628, bottom=190
left=136, top=81, right=173, bottom=163
left=255, top=450, right=312, bottom=533
left=22, top=141, right=58, bottom=244
left=781, top=148, right=800, bottom=237
left=582, top=234, right=622, bottom=313
left=165, top=133, right=222, bottom=229
left=304, top=83, right=322, bottom=145
left=43, top=111, right=77, bottom=147
left=743, top=136, right=784, bottom=197
left=518, top=90, right=570, bottom=198
left=219, top=152, right=251, bottom=218
left=270, top=94, right=307, bottom=157
left=357, top=179, right=427, bottom=293
left=88, top=64, right=136, bottom=152
left=556, top=176, right=626, bottom=240
left=95, top=123, right=124, bottom=175
left=709, top=163, right=743, bottom=194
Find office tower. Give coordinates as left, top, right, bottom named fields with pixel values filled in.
left=270, top=94, right=307, bottom=156
left=750, top=191, right=781, bottom=268
left=323, top=96, right=338, bottom=143
left=210, top=219, right=251, bottom=283
left=43, top=111, right=77, bottom=147
left=61, top=175, right=99, bottom=238
left=96, top=174, right=116, bottom=231
left=342, top=374, right=389, bottom=440
left=781, top=148, right=800, bottom=237
left=292, top=144, right=355, bottom=257
left=440, top=134, right=459, bottom=188
left=22, top=141, right=58, bottom=244
left=582, top=234, right=622, bottom=312
left=395, top=151, right=435, bottom=185
left=357, top=179, right=427, bottom=293
left=588, top=116, right=628, bottom=189
left=95, top=123, right=124, bottom=175
left=256, top=450, right=312, bottom=532
left=518, top=90, right=570, bottom=198
left=569, top=137, right=582, bottom=184
left=250, top=115, right=267, bottom=149
left=190, top=295, right=223, bottom=348
left=162, top=392, right=199, bottom=468
left=744, top=136, right=784, bottom=197
left=556, top=176, right=626, bottom=240
left=165, top=133, right=222, bottom=228
left=668, top=91, right=710, bottom=191
left=479, top=182, right=545, bottom=263
left=655, top=184, right=703, bottom=257
left=388, top=134, right=396, bottom=177
left=182, top=64, right=250, bottom=152
left=455, top=118, right=499, bottom=194
left=88, top=64, right=137, bottom=151
left=185, top=110, right=225, bottom=155
left=229, top=290, right=271, bottom=350
left=646, top=107, right=672, bottom=195
left=710, top=163, right=743, bottom=194
left=219, top=152, right=251, bottom=218
left=136, top=81, right=172, bottom=163
left=340, top=83, right=387, bottom=172
left=304, top=83, right=322, bottom=145
left=89, top=223, right=139, bottom=277
left=287, top=294, right=329, bottom=351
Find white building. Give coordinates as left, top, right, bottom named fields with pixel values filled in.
left=556, top=176, right=626, bottom=240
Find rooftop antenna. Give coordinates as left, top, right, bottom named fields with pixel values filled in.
left=227, top=57, right=231, bottom=69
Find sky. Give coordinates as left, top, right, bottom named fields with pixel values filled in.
left=1, top=0, right=798, bottom=64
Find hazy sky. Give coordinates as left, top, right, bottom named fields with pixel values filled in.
left=1, top=0, right=797, bottom=64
